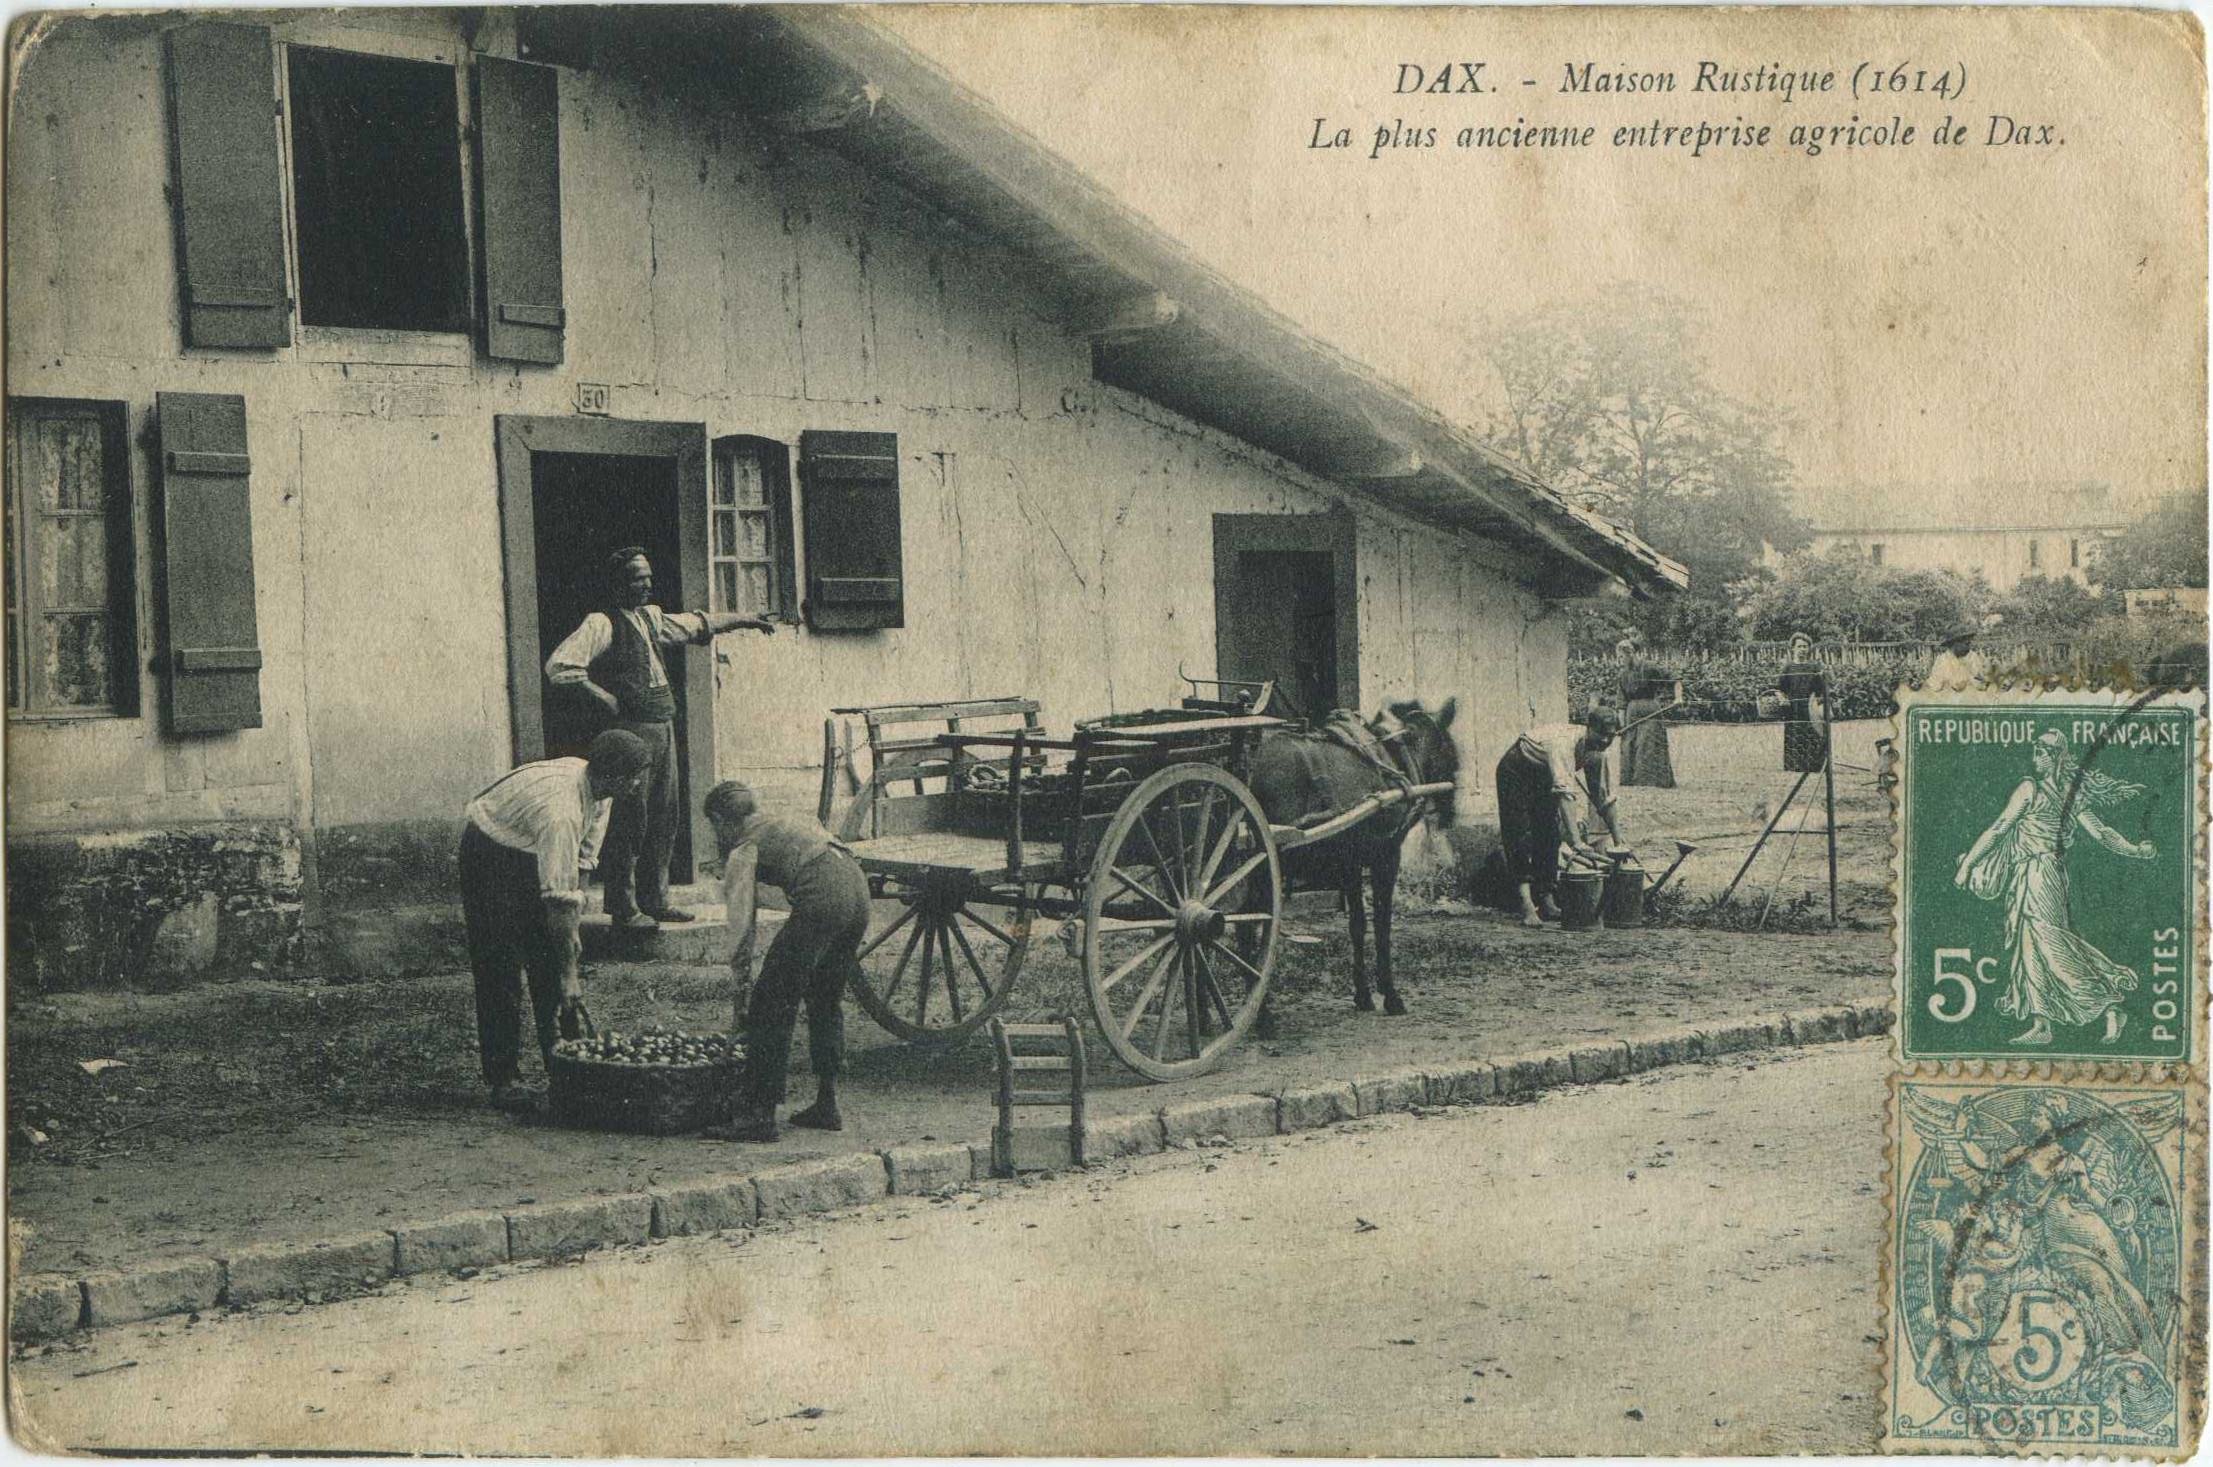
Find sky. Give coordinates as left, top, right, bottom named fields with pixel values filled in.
left=871, top=5, right=2207, bottom=526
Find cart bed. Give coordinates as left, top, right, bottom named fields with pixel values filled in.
left=853, top=831, right=1068, bottom=884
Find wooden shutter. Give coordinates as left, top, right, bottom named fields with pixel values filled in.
left=473, top=57, right=565, bottom=365
left=800, top=431, right=904, bottom=631
left=164, top=22, right=291, bottom=349
left=156, top=393, right=262, bottom=733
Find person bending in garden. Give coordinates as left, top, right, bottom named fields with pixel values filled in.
left=702, top=781, right=871, bottom=1143
left=1495, top=709, right=1623, bottom=928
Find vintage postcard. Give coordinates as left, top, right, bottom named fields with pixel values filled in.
left=1885, top=1073, right=2202, bottom=1457
left=3, top=1, right=2208, bottom=1458
left=1894, top=688, right=2206, bottom=1067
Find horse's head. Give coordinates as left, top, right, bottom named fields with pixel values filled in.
left=1384, top=697, right=1461, bottom=828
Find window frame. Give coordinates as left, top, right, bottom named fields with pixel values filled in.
left=1867, top=542, right=1884, bottom=567
left=2028, top=538, right=2042, bottom=571
left=6, top=397, right=140, bottom=721
left=710, top=435, right=800, bottom=624
left=272, top=29, right=479, bottom=347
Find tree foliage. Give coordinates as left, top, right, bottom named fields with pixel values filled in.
left=1737, top=548, right=1984, bottom=643
left=2089, top=492, right=2209, bottom=591
left=1463, top=283, right=1809, bottom=648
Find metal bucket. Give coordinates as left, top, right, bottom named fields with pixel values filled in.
left=1602, top=862, right=1648, bottom=928
left=1557, top=870, right=1605, bottom=931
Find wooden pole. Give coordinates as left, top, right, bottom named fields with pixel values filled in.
left=1824, top=732, right=1839, bottom=926
left=1721, top=771, right=1812, bottom=905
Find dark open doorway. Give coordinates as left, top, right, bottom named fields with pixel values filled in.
left=496, top=416, right=713, bottom=886
left=1213, top=514, right=1359, bottom=722
left=530, top=452, right=683, bottom=761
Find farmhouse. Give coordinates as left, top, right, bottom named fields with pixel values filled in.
left=4, top=6, right=1684, bottom=989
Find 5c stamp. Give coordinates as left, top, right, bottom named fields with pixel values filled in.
left=1885, top=1074, right=2198, bottom=1456
left=1894, top=688, right=2204, bottom=1065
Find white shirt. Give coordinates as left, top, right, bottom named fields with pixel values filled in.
left=1515, top=723, right=1609, bottom=801
left=463, top=758, right=613, bottom=906
left=544, top=607, right=713, bottom=691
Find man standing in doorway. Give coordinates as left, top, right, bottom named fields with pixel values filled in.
left=546, top=546, right=777, bottom=928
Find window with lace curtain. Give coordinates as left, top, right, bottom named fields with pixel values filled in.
left=710, top=435, right=796, bottom=622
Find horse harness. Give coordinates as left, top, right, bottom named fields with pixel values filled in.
left=1316, top=709, right=1431, bottom=842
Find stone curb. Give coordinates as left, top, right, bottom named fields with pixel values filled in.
left=9, top=1000, right=1888, bottom=1343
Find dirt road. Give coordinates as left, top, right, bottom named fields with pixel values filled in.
left=13, top=1041, right=1889, bottom=1456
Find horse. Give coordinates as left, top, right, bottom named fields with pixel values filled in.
left=1245, top=698, right=1461, bottom=1018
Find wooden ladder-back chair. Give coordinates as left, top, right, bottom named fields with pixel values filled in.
left=820, top=697, right=1045, bottom=840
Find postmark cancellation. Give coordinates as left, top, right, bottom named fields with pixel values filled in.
left=1883, top=1073, right=2204, bottom=1456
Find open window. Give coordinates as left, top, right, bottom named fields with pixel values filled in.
left=286, top=47, right=469, bottom=333
left=5, top=399, right=139, bottom=718
left=799, top=431, right=905, bottom=631
left=164, top=21, right=564, bottom=360
left=711, top=436, right=799, bottom=623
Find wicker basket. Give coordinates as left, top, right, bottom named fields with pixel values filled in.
left=546, top=1042, right=744, bottom=1136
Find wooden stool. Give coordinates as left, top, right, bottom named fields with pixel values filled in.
left=989, top=1016, right=1086, bottom=1176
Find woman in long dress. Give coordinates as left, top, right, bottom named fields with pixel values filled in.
left=1616, top=639, right=1678, bottom=788
left=1953, top=732, right=2157, bottom=1045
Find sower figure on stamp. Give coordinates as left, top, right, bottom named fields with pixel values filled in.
left=701, top=781, right=871, bottom=1143
left=459, top=729, right=652, bottom=1111
left=545, top=547, right=776, bottom=928
left=1495, top=709, right=1623, bottom=928
left=1954, top=730, right=2156, bottom=1046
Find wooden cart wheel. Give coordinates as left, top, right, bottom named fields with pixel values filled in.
left=848, top=880, right=1030, bottom=1044
left=1082, top=764, right=1282, bottom=1081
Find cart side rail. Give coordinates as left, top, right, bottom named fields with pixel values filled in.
left=820, top=697, right=1042, bottom=841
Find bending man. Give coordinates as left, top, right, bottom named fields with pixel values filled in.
left=1495, top=709, right=1622, bottom=927
left=545, top=546, right=775, bottom=929
left=703, top=781, right=871, bottom=1143
left=459, top=729, right=652, bottom=1110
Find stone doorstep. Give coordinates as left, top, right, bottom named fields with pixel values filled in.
left=10, top=1001, right=1882, bottom=1341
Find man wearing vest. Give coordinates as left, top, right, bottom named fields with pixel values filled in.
left=460, top=728, right=653, bottom=1110
left=700, top=780, right=871, bottom=1143
left=545, top=547, right=776, bottom=928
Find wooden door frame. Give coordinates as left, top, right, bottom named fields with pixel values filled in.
left=494, top=413, right=714, bottom=882
left=1211, top=511, right=1360, bottom=714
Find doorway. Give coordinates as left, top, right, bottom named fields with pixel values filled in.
left=1212, top=514, right=1359, bottom=722
left=495, top=416, right=713, bottom=885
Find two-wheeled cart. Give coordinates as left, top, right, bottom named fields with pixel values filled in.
left=817, top=692, right=1449, bottom=1081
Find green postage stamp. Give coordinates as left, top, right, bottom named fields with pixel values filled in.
left=1885, top=1075, right=2200, bottom=1455
left=1894, top=688, right=2206, bottom=1065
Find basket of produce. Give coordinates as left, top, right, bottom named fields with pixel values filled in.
left=546, top=1029, right=745, bottom=1136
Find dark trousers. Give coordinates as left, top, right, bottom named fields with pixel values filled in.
left=600, top=719, right=678, bottom=916
left=742, top=852, right=870, bottom=1106
left=459, top=823, right=567, bottom=1087
left=1495, top=748, right=1565, bottom=905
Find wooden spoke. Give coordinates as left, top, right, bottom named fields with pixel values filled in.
left=1100, top=931, right=1176, bottom=993
left=1183, top=946, right=1203, bottom=1056
left=1197, top=813, right=1243, bottom=893
left=1118, top=944, right=1181, bottom=1040
left=1203, top=848, right=1271, bottom=909
left=946, top=914, right=995, bottom=1001
left=883, top=917, right=928, bottom=1003
left=961, top=907, right=1018, bottom=949
left=1195, top=946, right=1236, bottom=1030
left=939, top=923, right=966, bottom=1024
left=857, top=902, right=918, bottom=960
left=1184, top=784, right=1217, bottom=892
left=1208, top=936, right=1269, bottom=989
left=1219, top=911, right=1276, bottom=925
left=1135, top=809, right=1184, bottom=902
left=913, top=921, right=937, bottom=1027
left=1092, top=915, right=1178, bottom=936
left=1150, top=948, right=1183, bottom=1061
left=1107, top=865, right=1178, bottom=918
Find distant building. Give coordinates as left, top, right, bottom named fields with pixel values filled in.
left=1784, top=482, right=2135, bottom=593
left=2126, top=587, right=2210, bottom=619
